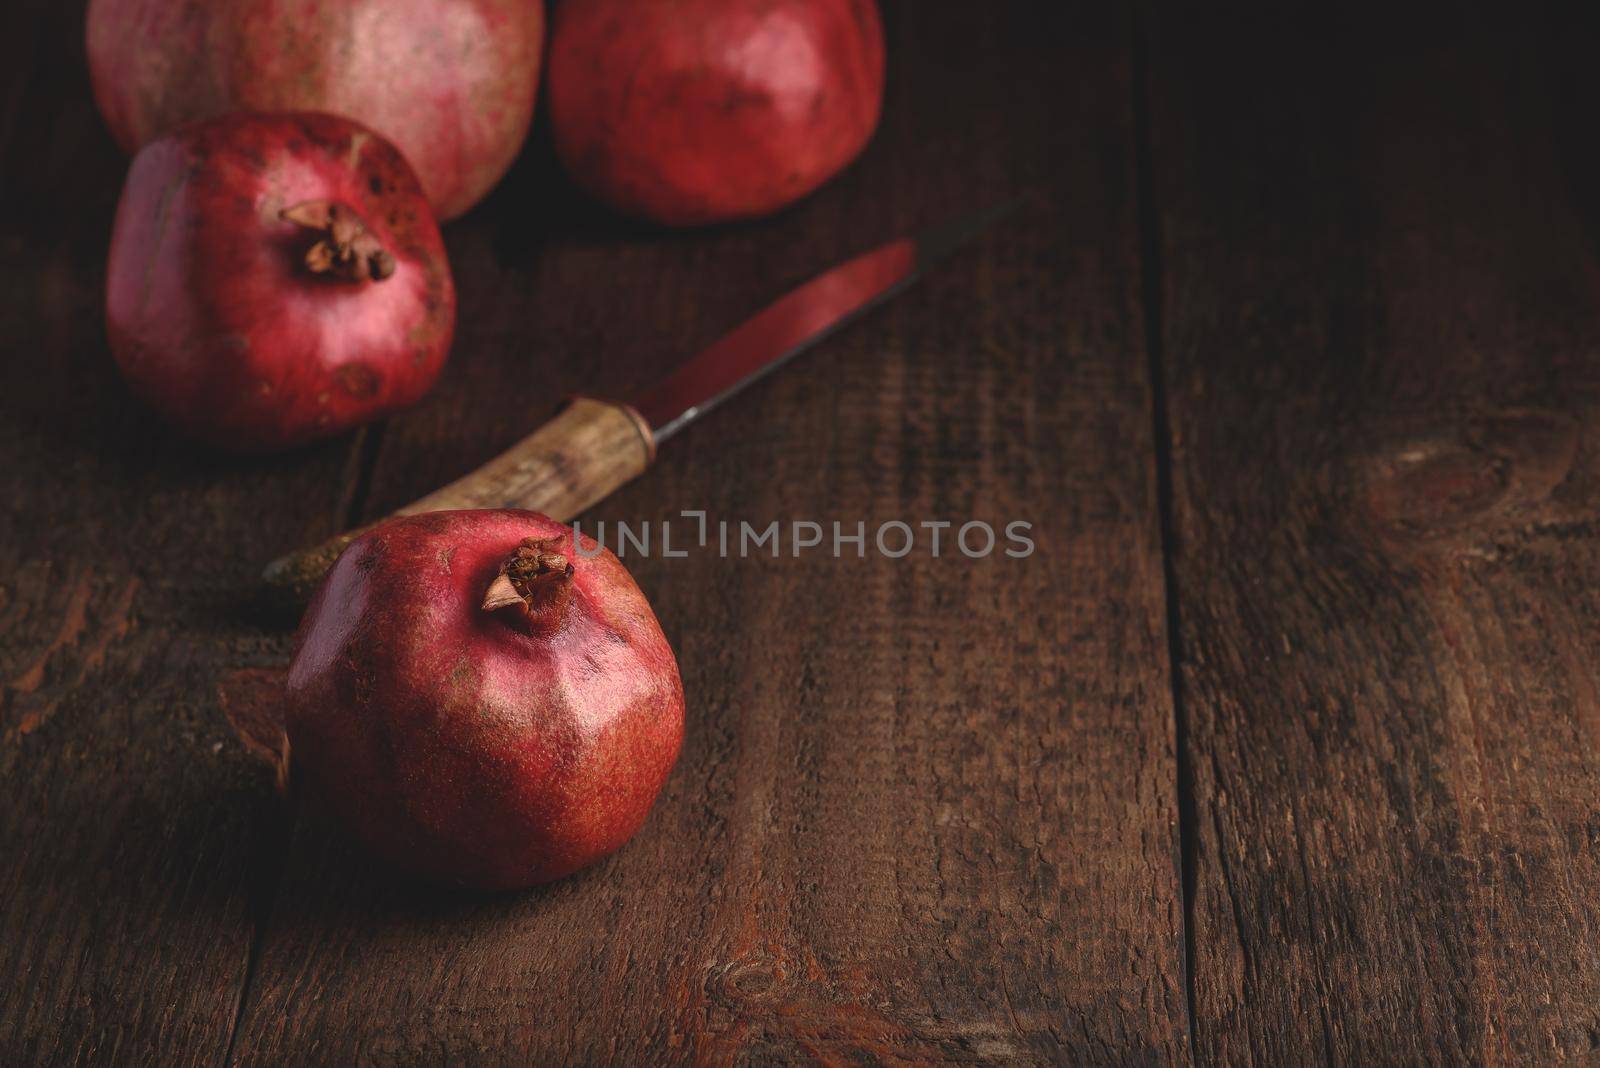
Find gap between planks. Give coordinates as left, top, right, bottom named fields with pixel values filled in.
left=1131, top=2, right=1202, bottom=1059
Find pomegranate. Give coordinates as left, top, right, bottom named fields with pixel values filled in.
left=105, top=112, right=455, bottom=452
left=285, top=510, right=685, bottom=890
left=86, top=0, right=545, bottom=220
left=547, top=0, right=886, bottom=226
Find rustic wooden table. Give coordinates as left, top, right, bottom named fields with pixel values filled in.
left=5, top=2, right=1599, bottom=1064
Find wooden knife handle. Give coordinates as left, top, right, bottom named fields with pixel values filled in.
left=261, top=397, right=656, bottom=610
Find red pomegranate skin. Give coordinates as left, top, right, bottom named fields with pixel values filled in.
left=106, top=112, right=455, bottom=452
left=285, top=510, right=686, bottom=891
left=547, top=0, right=885, bottom=226
left=86, top=0, right=545, bottom=220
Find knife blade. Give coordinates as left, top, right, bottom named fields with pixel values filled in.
left=262, top=199, right=1019, bottom=607
left=637, top=196, right=1019, bottom=442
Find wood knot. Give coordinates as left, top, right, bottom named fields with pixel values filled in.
left=1356, top=410, right=1579, bottom=546
left=709, top=956, right=785, bottom=1003
left=1363, top=440, right=1508, bottom=533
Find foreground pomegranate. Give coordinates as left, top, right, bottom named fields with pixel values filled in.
left=548, top=0, right=885, bottom=226
left=86, top=0, right=545, bottom=220
left=285, top=511, right=685, bottom=890
left=106, top=112, right=455, bottom=451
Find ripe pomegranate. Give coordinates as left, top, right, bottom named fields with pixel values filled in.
left=285, top=510, right=685, bottom=890
left=86, top=0, right=545, bottom=220
left=105, top=112, right=456, bottom=452
left=547, top=0, right=886, bottom=226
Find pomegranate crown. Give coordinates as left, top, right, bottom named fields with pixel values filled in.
left=281, top=201, right=396, bottom=283
left=482, top=537, right=575, bottom=629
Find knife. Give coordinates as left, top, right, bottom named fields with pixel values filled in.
left=262, top=200, right=1018, bottom=606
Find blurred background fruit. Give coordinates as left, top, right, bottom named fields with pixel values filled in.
left=86, top=0, right=545, bottom=220
left=547, top=0, right=884, bottom=226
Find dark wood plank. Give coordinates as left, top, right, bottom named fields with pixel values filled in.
left=1148, top=9, right=1600, bottom=1063
left=229, top=3, right=1188, bottom=1063
left=0, top=3, right=368, bottom=1063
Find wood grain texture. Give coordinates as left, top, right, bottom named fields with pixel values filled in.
left=226, top=3, right=1187, bottom=1064
left=262, top=397, right=654, bottom=606
left=1147, top=8, right=1600, bottom=1063
left=0, top=2, right=365, bottom=1063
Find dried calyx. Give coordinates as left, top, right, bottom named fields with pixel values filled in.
left=483, top=537, right=575, bottom=630
left=281, top=200, right=397, bottom=282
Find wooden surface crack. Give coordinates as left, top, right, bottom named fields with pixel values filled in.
left=1132, top=7, right=1202, bottom=1058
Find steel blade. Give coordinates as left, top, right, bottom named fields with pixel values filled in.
left=633, top=199, right=1020, bottom=442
